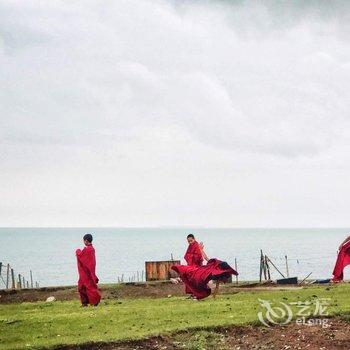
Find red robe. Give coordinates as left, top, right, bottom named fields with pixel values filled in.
left=184, top=241, right=203, bottom=267
left=172, top=258, right=238, bottom=300
left=332, top=240, right=350, bottom=282
left=76, top=244, right=101, bottom=306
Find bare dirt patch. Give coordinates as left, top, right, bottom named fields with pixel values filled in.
left=0, top=283, right=181, bottom=303
left=56, top=318, right=350, bottom=350
left=0, top=281, right=303, bottom=304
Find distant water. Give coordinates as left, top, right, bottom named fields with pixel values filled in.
left=0, top=228, right=349, bottom=287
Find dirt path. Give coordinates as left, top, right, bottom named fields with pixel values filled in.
left=0, top=281, right=301, bottom=304
left=56, top=318, right=350, bottom=349
left=0, top=283, right=184, bottom=303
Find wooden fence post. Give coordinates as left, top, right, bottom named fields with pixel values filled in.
left=6, top=264, right=10, bottom=289
left=30, top=270, right=33, bottom=289
left=11, top=269, right=15, bottom=289
left=18, top=274, right=22, bottom=289
left=0, top=262, right=2, bottom=287
left=265, top=255, right=271, bottom=280
left=259, top=251, right=263, bottom=282
left=260, top=250, right=268, bottom=282
left=234, top=258, right=238, bottom=284
left=285, top=255, right=289, bottom=278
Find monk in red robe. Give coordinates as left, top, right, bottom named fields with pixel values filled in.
left=332, top=234, right=350, bottom=282
left=184, top=234, right=205, bottom=267
left=172, top=259, right=238, bottom=300
left=183, top=234, right=209, bottom=296
left=76, top=233, right=101, bottom=306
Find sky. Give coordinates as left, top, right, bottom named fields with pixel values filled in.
left=1, top=0, right=350, bottom=227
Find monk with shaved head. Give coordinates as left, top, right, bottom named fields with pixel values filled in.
left=76, top=233, right=101, bottom=306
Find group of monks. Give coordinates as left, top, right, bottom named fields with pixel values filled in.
left=76, top=232, right=350, bottom=307
left=75, top=233, right=237, bottom=306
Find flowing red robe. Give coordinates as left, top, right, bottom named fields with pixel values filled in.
left=76, top=244, right=101, bottom=306
left=184, top=241, right=203, bottom=267
left=332, top=240, right=350, bottom=282
left=184, top=241, right=204, bottom=294
left=172, top=258, right=238, bottom=300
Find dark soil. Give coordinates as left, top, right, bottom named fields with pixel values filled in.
left=0, top=282, right=185, bottom=303
left=0, top=281, right=299, bottom=304
left=55, top=317, right=350, bottom=350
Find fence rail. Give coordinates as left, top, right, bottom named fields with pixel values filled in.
left=0, top=262, right=39, bottom=290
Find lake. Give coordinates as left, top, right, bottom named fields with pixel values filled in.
left=0, top=228, right=348, bottom=287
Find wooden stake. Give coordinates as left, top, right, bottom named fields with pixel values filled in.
left=11, top=269, right=15, bottom=289
left=285, top=255, right=289, bottom=278
left=265, top=255, right=271, bottom=280
left=234, top=258, right=238, bottom=284
left=18, top=274, right=22, bottom=289
left=6, top=264, right=10, bottom=289
left=259, top=251, right=263, bottom=282
left=261, top=250, right=267, bottom=281
left=0, top=262, right=4, bottom=287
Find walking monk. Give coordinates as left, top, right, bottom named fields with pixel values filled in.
left=172, top=258, right=238, bottom=300
left=184, top=234, right=206, bottom=267
left=76, top=233, right=101, bottom=306
left=332, top=234, right=350, bottom=282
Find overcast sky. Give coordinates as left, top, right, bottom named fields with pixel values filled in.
left=1, top=0, right=350, bottom=227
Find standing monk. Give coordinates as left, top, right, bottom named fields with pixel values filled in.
left=183, top=234, right=209, bottom=297
left=184, top=234, right=207, bottom=267
left=76, top=234, right=101, bottom=306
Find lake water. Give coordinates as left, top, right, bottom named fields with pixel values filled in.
left=0, top=228, right=349, bottom=287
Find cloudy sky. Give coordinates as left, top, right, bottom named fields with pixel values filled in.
left=1, top=0, right=350, bottom=227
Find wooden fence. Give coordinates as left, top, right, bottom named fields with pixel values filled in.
left=0, top=262, right=39, bottom=290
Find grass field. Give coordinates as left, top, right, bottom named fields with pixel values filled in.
left=1, top=284, right=350, bottom=350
